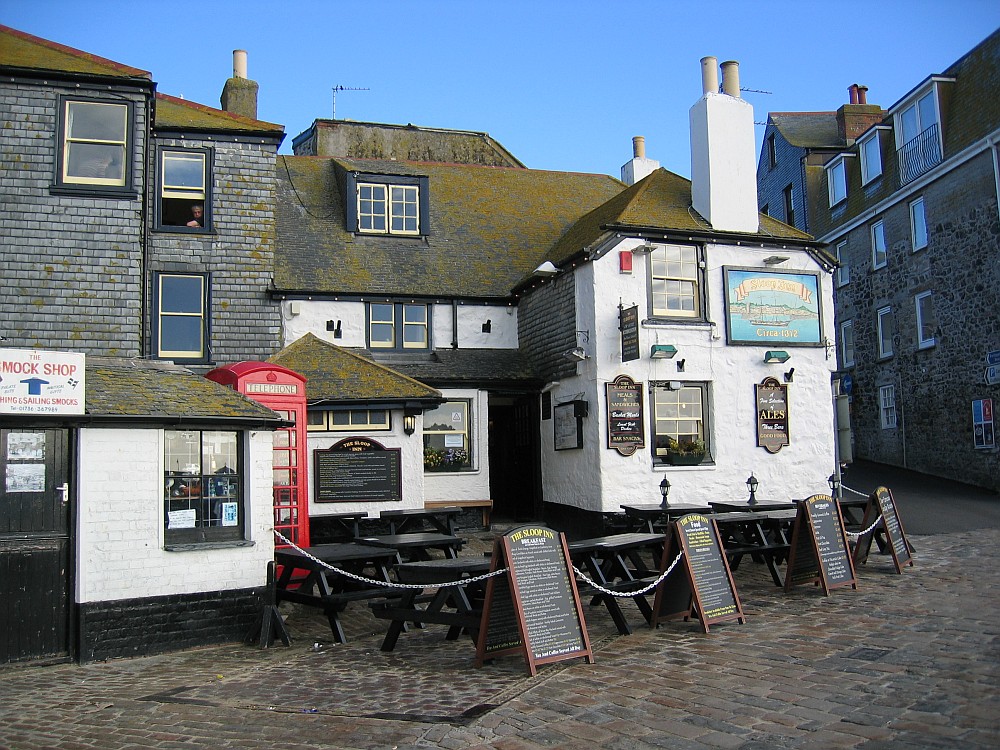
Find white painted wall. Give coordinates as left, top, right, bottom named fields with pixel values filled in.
left=540, top=237, right=838, bottom=514
left=306, top=407, right=425, bottom=517
left=75, top=427, right=274, bottom=603
left=282, top=300, right=518, bottom=350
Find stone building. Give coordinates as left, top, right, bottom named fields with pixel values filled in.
left=0, top=25, right=288, bottom=664
left=758, top=29, right=1000, bottom=490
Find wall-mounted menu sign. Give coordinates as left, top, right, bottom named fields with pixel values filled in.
left=476, top=525, right=593, bottom=676
left=314, top=437, right=401, bottom=503
left=619, top=304, right=639, bottom=363
left=606, top=375, right=644, bottom=456
left=651, top=514, right=745, bottom=633
left=853, top=486, right=913, bottom=573
left=784, top=494, right=857, bottom=595
left=756, top=377, right=789, bottom=453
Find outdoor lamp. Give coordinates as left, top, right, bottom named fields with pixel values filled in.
left=403, top=414, right=416, bottom=436
left=746, top=473, right=759, bottom=505
left=828, top=473, right=840, bottom=498
left=659, top=476, right=671, bottom=509
left=763, top=350, right=790, bottom=364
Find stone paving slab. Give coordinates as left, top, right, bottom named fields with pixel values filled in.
left=1, top=529, right=998, bottom=749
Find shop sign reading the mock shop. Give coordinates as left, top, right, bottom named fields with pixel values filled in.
left=0, top=348, right=86, bottom=415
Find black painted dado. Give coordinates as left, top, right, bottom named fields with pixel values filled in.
left=77, top=587, right=264, bottom=662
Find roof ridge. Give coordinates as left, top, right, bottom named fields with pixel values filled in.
left=0, top=24, right=150, bottom=79
left=155, top=91, right=283, bottom=130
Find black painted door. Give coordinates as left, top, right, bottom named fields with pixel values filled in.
left=0, top=428, right=72, bottom=664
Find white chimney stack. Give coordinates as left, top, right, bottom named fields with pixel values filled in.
left=689, top=57, right=760, bottom=233
left=621, top=135, right=660, bottom=186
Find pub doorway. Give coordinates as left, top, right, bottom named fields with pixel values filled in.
left=0, top=427, right=73, bottom=665
left=488, top=394, right=541, bottom=521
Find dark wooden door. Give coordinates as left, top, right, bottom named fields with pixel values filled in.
left=0, top=428, right=72, bottom=664
left=488, top=396, right=541, bottom=521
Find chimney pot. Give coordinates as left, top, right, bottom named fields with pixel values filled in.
left=700, top=56, right=719, bottom=95
left=721, top=60, right=740, bottom=98
left=849, top=84, right=859, bottom=104
left=233, top=49, right=248, bottom=79
left=632, top=136, right=646, bottom=159
left=858, top=85, right=868, bottom=104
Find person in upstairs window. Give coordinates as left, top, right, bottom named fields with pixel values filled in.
left=186, top=203, right=204, bottom=227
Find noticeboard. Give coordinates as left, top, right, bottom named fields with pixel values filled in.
left=619, top=304, right=640, bottom=363
left=476, top=526, right=593, bottom=676
left=651, top=515, right=745, bottom=633
left=606, top=375, right=645, bottom=456
left=314, top=437, right=402, bottom=503
left=784, top=494, right=857, bottom=595
left=853, top=487, right=913, bottom=573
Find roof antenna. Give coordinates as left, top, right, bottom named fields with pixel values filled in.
left=332, top=85, right=369, bottom=119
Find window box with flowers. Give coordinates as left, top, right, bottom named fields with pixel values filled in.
left=661, top=437, right=707, bottom=465
left=424, top=446, right=469, bottom=472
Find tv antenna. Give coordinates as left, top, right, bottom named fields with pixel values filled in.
left=332, top=85, right=369, bottom=119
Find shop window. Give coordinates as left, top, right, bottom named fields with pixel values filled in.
left=307, top=409, right=390, bottom=431
left=423, top=400, right=471, bottom=472
left=157, top=148, right=211, bottom=231
left=154, top=273, right=208, bottom=361
left=649, top=243, right=703, bottom=319
left=57, top=98, right=131, bottom=190
left=164, top=430, right=244, bottom=545
left=367, top=302, right=429, bottom=350
left=651, top=382, right=710, bottom=463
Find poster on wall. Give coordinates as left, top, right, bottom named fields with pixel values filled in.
left=723, top=268, right=822, bottom=346
left=973, top=398, right=994, bottom=449
left=554, top=400, right=586, bottom=451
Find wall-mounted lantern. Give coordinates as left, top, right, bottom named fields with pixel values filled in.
left=650, top=344, right=678, bottom=359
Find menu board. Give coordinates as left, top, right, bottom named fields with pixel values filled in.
left=854, top=487, right=914, bottom=573
left=606, top=375, right=645, bottom=456
left=784, top=495, right=856, bottom=594
left=619, top=304, right=640, bottom=363
left=314, top=438, right=401, bottom=503
left=651, top=515, right=744, bottom=633
left=755, top=377, right=789, bottom=453
left=476, top=526, right=593, bottom=675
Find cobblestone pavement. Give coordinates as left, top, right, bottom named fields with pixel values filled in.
left=1, top=529, right=998, bottom=750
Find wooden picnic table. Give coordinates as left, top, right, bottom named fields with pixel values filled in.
left=378, top=506, right=463, bottom=535
left=619, top=503, right=710, bottom=533
left=358, top=532, right=465, bottom=561
left=274, top=543, right=399, bottom=643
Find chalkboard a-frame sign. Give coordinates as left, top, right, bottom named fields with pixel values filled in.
left=784, top=494, right=857, bottom=595
left=476, top=525, right=594, bottom=676
left=853, top=486, right=913, bottom=573
left=651, top=515, right=746, bottom=633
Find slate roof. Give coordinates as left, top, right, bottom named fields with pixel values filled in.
left=155, top=93, right=283, bottom=136
left=0, top=24, right=150, bottom=80
left=372, top=348, right=543, bottom=389
left=544, top=168, right=816, bottom=271
left=268, top=334, right=442, bottom=404
left=84, top=358, right=285, bottom=424
left=769, top=112, right=842, bottom=149
left=273, top=156, right=625, bottom=299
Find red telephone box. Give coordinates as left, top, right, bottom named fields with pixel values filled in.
left=206, top=362, right=309, bottom=548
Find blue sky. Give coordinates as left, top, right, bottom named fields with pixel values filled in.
left=4, top=1, right=998, bottom=178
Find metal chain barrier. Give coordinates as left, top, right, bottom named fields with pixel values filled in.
left=841, top=483, right=869, bottom=497
left=274, top=528, right=682, bottom=597
left=845, top=517, right=883, bottom=541
left=272, top=529, right=508, bottom=589
left=572, top=549, right=684, bottom=598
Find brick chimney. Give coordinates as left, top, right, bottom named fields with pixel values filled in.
left=690, top=57, right=759, bottom=233
left=836, top=84, right=883, bottom=144
left=220, top=49, right=259, bottom=120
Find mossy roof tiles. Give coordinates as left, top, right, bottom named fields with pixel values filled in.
left=0, top=24, right=150, bottom=80
left=769, top=113, right=841, bottom=149
left=155, top=93, right=283, bottom=135
left=84, top=358, right=284, bottom=422
left=268, top=334, right=441, bottom=402
left=274, top=156, right=626, bottom=299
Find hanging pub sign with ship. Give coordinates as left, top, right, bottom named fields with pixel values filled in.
left=756, top=377, right=789, bottom=453
left=606, top=374, right=645, bottom=456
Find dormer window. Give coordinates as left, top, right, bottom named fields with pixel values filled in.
left=826, top=156, right=850, bottom=207
left=893, top=83, right=947, bottom=184
left=346, top=172, right=429, bottom=236
left=859, top=130, right=883, bottom=185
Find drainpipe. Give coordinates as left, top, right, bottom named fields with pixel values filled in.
left=451, top=300, right=459, bottom=349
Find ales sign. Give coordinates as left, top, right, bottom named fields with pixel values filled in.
left=755, top=377, right=789, bottom=453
